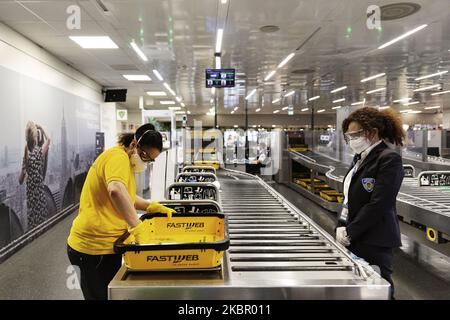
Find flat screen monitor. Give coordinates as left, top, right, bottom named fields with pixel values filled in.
left=205, top=69, right=235, bottom=88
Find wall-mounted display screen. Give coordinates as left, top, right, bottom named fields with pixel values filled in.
left=205, top=69, right=235, bottom=88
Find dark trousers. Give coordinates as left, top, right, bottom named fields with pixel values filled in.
left=67, top=245, right=122, bottom=300
left=348, top=242, right=395, bottom=300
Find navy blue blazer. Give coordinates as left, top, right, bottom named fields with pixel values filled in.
left=338, top=141, right=403, bottom=248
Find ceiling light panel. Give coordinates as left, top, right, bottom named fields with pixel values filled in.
left=69, top=36, right=118, bottom=49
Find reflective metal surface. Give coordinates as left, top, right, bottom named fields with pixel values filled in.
left=109, top=169, right=389, bottom=300
left=291, top=150, right=450, bottom=239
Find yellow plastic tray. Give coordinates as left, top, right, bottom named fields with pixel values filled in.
left=319, top=191, right=337, bottom=202
left=194, top=161, right=220, bottom=170
left=114, top=213, right=229, bottom=271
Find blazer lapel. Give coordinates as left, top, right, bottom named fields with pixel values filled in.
left=354, top=141, right=387, bottom=174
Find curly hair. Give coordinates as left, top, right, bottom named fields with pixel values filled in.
left=342, top=107, right=405, bottom=146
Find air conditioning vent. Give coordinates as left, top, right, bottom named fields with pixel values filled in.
left=380, top=3, right=421, bottom=21
left=110, top=64, right=140, bottom=71
left=259, top=25, right=280, bottom=33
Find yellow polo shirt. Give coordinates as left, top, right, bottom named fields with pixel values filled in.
left=68, top=146, right=136, bottom=255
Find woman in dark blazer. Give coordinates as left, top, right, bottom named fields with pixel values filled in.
left=336, top=107, right=405, bottom=300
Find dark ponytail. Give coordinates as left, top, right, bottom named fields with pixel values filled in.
left=118, top=123, right=162, bottom=151
left=118, top=133, right=134, bottom=147
left=342, top=107, right=406, bottom=146
left=379, top=108, right=405, bottom=146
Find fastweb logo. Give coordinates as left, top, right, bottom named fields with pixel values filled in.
left=167, top=222, right=205, bottom=230
left=147, top=255, right=199, bottom=264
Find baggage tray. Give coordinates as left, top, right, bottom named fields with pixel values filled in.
left=114, top=213, right=229, bottom=271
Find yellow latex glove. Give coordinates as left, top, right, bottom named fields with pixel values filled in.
left=146, top=201, right=176, bottom=219
left=128, top=220, right=154, bottom=244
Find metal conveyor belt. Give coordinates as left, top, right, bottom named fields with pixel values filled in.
left=107, top=169, right=391, bottom=300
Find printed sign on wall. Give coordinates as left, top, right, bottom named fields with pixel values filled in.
left=116, top=109, right=128, bottom=121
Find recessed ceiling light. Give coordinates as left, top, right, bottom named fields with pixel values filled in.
left=409, top=110, right=422, bottom=114
left=146, top=91, right=167, bottom=96
left=233, top=107, right=238, bottom=111
left=152, top=69, right=164, bottom=81
left=187, top=111, right=191, bottom=114
left=403, top=101, right=420, bottom=106
left=431, top=90, right=450, bottom=96
left=272, top=98, right=280, bottom=104
left=400, top=109, right=412, bottom=113
left=378, top=106, right=391, bottom=110
left=130, top=41, right=148, bottom=61
left=361, top=73, right=386, bottom=83
left=393, top=98, right=411, bottom=103
left=277, top=53, right=295, bottom=68
left=264, top=70, right=276, bottom=81
left=415, top=70, right=448, bottom=81
left=233, top=125, right=239, bottom=128
left=163, top=82, right=176, bottom=96
left=231, top=110, right=235, bottom=114
left=215, top=29, right=223, bottom=53
left=69, top=36, right=119, bottom=49
left=160, top=101, right=176, bottom=105
left=378, top=24, right=428, bottom=49
left=301, top=108, right=309, bottom=112
left=413, top=84, right=441, bottom=92
left=284, top=90, right=295, bottom=97
left=317, top=109, right=325, bottom=113
left=255, top=108, right=261, bottom=112
left=424, top=106, right=441, bottom=110
left=175, top=111, right=186, bottom=114
left=333, top=98, right=346, bottom=103
left=351, top=100, right=366, bottom=106
left=331, top=86, right=347, bottom=93
left=123, top=74, right=151, bottom=81
left=175, top=96, right=182, bottom=102
left=366, top=87, right=386, bottom=94
left=245, top=89, right=257, bottom=100
left=308, top=95, right=320, bottom=101
left=282, top=106, right=289, bottom=110
left=273, top=110, right=280, bottom=113
left=332, top=106, right=341, bottom=110
left=169, top=106, right=181, bottom=110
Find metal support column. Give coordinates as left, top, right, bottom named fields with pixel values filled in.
left=245, top=99, right=249, bottom=160
left=311, top=106, right=315, bottom=149
left=422, top=129, right=428, bottom=162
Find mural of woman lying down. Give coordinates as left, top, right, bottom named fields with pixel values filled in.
left=19, top=121, right=51, bottom=229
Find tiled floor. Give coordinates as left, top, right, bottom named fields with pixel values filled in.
left=1, top=181, right=450, bottom=299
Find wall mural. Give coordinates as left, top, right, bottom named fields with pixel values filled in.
left=0, top=65, right=100, bottom=252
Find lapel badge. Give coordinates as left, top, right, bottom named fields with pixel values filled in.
left=362, top=178, right=375, bottom=192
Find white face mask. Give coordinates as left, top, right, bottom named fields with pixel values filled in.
left=349, top=136, right=372, bottom=155
left=130, top=151, right=147, bottom=173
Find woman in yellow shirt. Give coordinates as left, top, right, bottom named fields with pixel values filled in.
left=67, top=123, right=175, bottom=300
